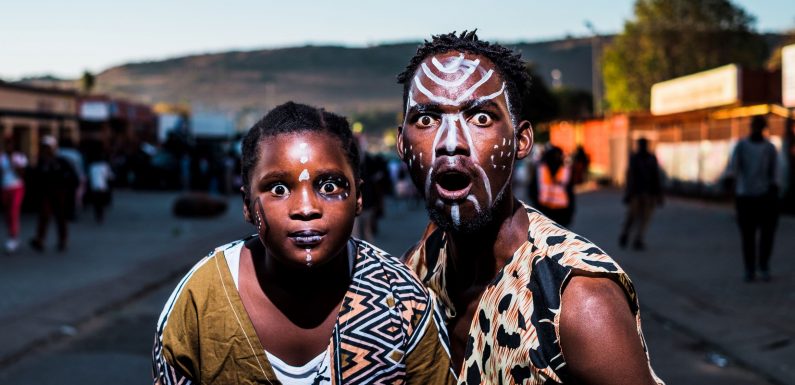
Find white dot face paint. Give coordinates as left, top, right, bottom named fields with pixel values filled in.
left=299, top=169, right=310, bottom=182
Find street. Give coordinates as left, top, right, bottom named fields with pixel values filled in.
left=1, top=189, right=792, bottom=384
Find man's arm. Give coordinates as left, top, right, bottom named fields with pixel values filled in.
left=559, top=276, right=659, bottom=385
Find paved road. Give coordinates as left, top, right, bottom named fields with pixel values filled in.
left=1, top=190, right=789, bottom=384
left=571, top=189, right=794, bottom=385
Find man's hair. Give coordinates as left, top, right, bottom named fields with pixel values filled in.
left=396, top=30, right=531, bottom=122
left=240, top=101, right=360, bottom=201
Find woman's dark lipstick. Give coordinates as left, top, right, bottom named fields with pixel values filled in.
left=288, top=230, right=325, bottom=247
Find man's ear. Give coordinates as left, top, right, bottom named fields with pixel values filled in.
left=396, top=125, right=406, bottom=161
left=355, top=179, right=363, bottom=216
left=241, top=186, right=253, bottom=224
left=515, top=120, right=534, bottom=160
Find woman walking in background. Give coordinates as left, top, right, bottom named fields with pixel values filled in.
left=0, top=136, right=28, bottom=254
left=87, top=154, right=114, bottom=223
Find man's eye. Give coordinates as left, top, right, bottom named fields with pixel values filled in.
left=320, top=181, right=341, bottom=195
left=470, top=112, right=493, bottom=127
left=269, top=184, right=289, bottom=196
left=416, top=115, right=437, bottom=128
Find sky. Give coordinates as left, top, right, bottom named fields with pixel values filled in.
left=1, top=0, right=793, bottom=80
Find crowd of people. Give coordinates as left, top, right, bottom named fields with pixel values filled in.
left=1, top=135, right=114, bottom=254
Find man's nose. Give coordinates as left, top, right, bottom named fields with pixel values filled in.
left=435, top=115, right=470, bottom=157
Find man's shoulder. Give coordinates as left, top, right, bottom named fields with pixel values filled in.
left=524, top=205, right=624, bottom=275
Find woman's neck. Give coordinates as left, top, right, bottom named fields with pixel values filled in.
left=247, top=238, right=352, bottom=328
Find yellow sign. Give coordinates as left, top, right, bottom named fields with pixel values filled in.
left=650, top=64, right=739, bottom=115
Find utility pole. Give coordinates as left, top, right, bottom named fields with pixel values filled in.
left=584, top=20, right=603, bottom=117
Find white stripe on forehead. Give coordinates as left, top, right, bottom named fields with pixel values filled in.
left=432, top=54, right=466, bottom=73
left=412, top=69, right=495, bottom=106
left=421, top=60, right=480, bottom=88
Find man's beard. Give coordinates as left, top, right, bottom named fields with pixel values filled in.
left=426, top=194, right=503, bottom=234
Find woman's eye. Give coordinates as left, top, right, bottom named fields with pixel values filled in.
left=269, top=184, right=289, bottom=196
left=320, top=181, right=340, bottom=195
left=416, top=115, right=436, bottom=128
left=470, top=112, right=493, bottom=127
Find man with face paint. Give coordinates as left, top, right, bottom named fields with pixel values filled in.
left=398, top=31, right=664, bottom=385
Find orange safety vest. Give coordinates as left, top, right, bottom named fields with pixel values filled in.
left=538, top=164, right=570, bottom=209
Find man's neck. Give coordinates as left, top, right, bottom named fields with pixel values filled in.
left=444, top=195, right=529, bottom=294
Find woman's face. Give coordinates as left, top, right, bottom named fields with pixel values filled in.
left=245, top=131, right=361, bottom=268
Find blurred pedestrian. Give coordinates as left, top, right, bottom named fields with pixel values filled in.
left=353, top=152, right=379, bottom=242
left=58, top=137, right=86, bottom=221
left=29, top=135, right=78, bottom=252
left=530, top=145, right=575, bottom=226
left=571, top=145, right=590, bottom=186
left=0, top=136, right=28, bottom=254
left=619, top=138, right=663, bottom=251
left=728, top=116, right=779, bottom=282
left=87, top=154, right=114, bottom=223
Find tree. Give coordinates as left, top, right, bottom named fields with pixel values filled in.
left=80, top=70, right=95, bottom=94
left=603, top=0, right=768, bottom=112
left=553, top=88, right=593, bottom=119
left=522, top=63, right=559, bottom=125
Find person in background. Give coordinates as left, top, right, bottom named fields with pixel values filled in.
left=571, top=145, right=590, bottom=186
left=0, top=136, right=28, bottom=254
left=87, top=153, right=114, bottom=223
left=29, top=135, right=78, bottom=252
left=728, top=116, right=779, bottom=282
left=530, top=145, right=575, bottom=227
left=58, top=137, right=86, bottom=221
left=619, top=138, right=663, bottom=251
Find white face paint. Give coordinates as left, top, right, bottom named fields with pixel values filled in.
left=299, top=169, right=310, bottom=181
left=297, top=143, right=310, bottom=182
left=450, top=203, right=460, bottom=226
left=407, top=53, right=510, bottom=212
left=305, top=248, right=313, bottom=267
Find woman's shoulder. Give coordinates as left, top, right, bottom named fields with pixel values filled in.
left=351, top=238, right=431, bottom=299
left=158, top=238, right=246, bottom=315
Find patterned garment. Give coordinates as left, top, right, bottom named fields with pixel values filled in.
left=404, top=202, right=664, bottom=385
left=153, top=237, right=455, bottom=385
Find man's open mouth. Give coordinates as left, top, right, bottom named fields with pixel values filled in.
left=435, top=171, right=472, bottom=201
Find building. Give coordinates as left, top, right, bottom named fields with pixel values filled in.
left=0, top=81, right=79, bottom=161
left=549, top=61, right=794, bottom=203
left=79, top=95, right=157, bottom=154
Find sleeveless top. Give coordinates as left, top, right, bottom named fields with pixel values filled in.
left=404, top=202, right=664, bottom=384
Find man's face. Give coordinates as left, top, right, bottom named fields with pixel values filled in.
left=398, top=51, right=532, bottom=232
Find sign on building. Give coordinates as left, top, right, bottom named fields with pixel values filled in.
left=80, top=101, right=111, bottom=121
left=783, top=44, right=795, bottom=108
left=651, top=64, right=739, bottom=115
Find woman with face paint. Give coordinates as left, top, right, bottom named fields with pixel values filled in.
left=152, top=102, right=455, bottom=385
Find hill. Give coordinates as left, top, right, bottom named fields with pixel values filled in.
left=94, top=37, right=600, bottom=116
